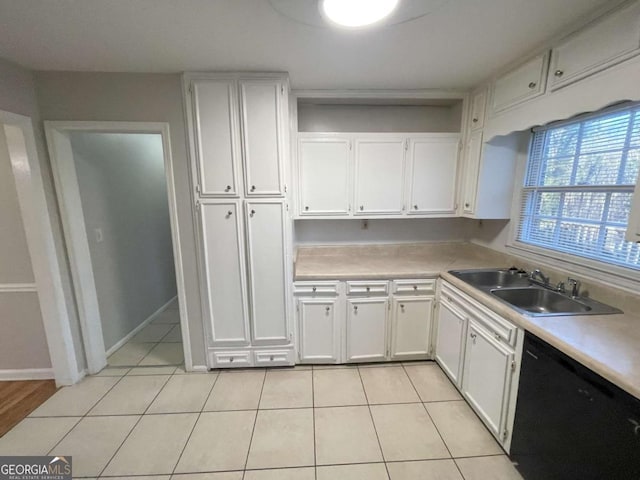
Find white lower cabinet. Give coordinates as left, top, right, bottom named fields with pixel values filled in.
left=462, top=319, right=515, bottom=440
left=346, top=297, right=389, bottom=362
left=391, top=297, right=433, bottom=360
left=435, top=281, right=523, bottom=451
left=297, top=297, right=341, bottom=363
left=434, top=297, right=467, bottom=386
left=294, top=278, right=435, bottom=364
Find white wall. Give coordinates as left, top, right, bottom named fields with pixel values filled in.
left=34, top=71, right=206, bottom=367
left=294, top=218, right=472, bottom=246
left=297, top=104, right=463, bottom=133
left=71, top=132, right=177, bottom=351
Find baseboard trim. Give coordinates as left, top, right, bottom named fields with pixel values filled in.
left=0, top=368, right=54, bottom=380
left=105, top=295, right=177, bottom=357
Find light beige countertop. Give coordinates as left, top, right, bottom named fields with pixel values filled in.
left=295, top=242, right=640, bottom=399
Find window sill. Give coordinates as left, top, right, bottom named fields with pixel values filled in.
left=505, top=241, right=640, bottom=295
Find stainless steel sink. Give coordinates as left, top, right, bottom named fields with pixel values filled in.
left=449, top=269, right=531, bottom=288
left=491, top=287, right=592, bottom=315
left=448, top=268, right=622, bottom=317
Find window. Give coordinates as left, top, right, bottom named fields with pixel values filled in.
left=517, top=102, right=640, bottom=270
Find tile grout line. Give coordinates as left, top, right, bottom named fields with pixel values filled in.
left=401, top=363, right=466, bottom=479
left=45, top=371, right=131, bottom=456
left=95, top=373, right=174, bottom=478
left=311, top=368, right=317, bottom=480
left=170, top=370, right=221, bottom=477
left=241, top=369, right=267, bottom=479
left=355, top=366, right=392, bottom=480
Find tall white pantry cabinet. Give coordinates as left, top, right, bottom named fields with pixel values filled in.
left=184, top=72, right=294, bottom=368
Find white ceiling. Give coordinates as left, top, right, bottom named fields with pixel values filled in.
left=0, top=0, right=615, bottom=89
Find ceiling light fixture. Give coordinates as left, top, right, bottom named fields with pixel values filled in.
left=320, top=0, right=400, bottom=28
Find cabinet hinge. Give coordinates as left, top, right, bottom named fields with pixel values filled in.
left=349, top=141, right=352, bottom=151
left=281, top=84, right=284, bottom=95
left=195, top=184, right=201, bottom=195
left=195, top=200, right=201, bottom=210
left=284, top=184, right=288, bottom=193
left=188, top=84, right=193, bottom=94
left=511, top=360, right=517, bottom=372
left=405, top=139, right=409, bottom=151
left=502, top=429, right=509, bottom=441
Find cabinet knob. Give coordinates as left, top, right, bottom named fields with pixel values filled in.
left=269, top=355, right=274, bottom=361
left=354, top=305, right=358, bottom=312
left=304, top=206, right=309, bottom=211
left=359, top=205, right=364, bottom=211
left=250, top=209, right=256, bottom=217
left=465, top=202, right=470, bottom=208
left=229, top=357, right=234, bottom=362
left=325, top=306, right=330, bottom=312
left=528, top=81, right=537, bottom=89
left=312, top=286, right=316, bottom=292
left=554, top=70, right=564, bottom=77
left=494, top=333, right=501, bottom=341
left=366, top=286, right=370, bottom=292
left=413, top=285, right=418, bottom=290
left=472, top=118, right=478, bottom=123
left=250, top=185, right=256, bottom=192
left=226, top=210, right=233, bottom=217
left=225, top=185, right=231, bottom=192
left=400, top=304, right=405, bottom=310
left=413, top=204, right=418, bottom=210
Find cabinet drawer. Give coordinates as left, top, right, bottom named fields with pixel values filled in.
left=392, top=279, right=436, bottom=295
left=254, top=349, right=294, bottom=366
left=210, top=351, right=252, bottom=368
left=346, top=281, right=389, bottom=296
left=293, top=281, right=339, bottom=295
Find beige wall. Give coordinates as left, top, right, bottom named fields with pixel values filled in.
left=34, top=71, right=206, bottom=367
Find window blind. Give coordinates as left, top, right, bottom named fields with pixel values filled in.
left=517, top=102, right=640, bottom=270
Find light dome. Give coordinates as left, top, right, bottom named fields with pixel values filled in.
left=321, top=0, right=400, bottom=28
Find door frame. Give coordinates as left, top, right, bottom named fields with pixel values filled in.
left=0, top=110, right=80, bottom=385
left=44, top=121, right=192, bottom=374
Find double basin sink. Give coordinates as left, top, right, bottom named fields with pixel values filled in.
left=449, top=268, right=622, bottom=317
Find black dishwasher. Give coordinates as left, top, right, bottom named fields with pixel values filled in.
left=510, top=332, right=640, bottom=480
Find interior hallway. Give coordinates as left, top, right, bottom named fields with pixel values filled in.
left=106, top=299, right=183, bottom=368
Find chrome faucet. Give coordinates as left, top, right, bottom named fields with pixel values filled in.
left=530, top=269, right=550, bottom=286
left=567, top=278, right=581, bottom=297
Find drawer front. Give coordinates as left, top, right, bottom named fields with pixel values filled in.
left=254, top=349, right=294, bottom=366
left=293, top=281, right=339, bottom=295
left=440, top=282, right=517, bottom=347
left=393, top=279, right=436, bottom=295
left=210, top=350, right=252, bottom=368
left=346, top=281, right=389, bottom=296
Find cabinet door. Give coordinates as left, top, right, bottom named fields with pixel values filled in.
left=297, top=298, right=340, bottom=363
left=346, top=298, right=389, bottom=362
left=239, top=79, right=285, bottom=196
left=434, top=300, right=467, bottom=386
left=298, top=137, right=350, bottom=215
left=245, top=200, right=288, bottom=345
left=470, top=90, right=487, bottom=130
left=462, top=320, right=515, bottom=439
left=549, top=2, right=640, bottom=91
left=391, top=297, right=433, bottom=360
left=354, top=138, right=405, bottom=215
left=491, top=53, right=549, bottom=113
left=199, top=201, right=249, bottom=346
left=407, top=137, right=459, bottom=215
left=462, top=130, right=483, bottom=215
left=191, top=79, right=240, bottom=196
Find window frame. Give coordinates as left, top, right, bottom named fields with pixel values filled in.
left=506, top=102, right=640, bottom=291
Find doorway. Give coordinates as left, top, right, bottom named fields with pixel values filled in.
left=46, top=122, right=191, bottom=374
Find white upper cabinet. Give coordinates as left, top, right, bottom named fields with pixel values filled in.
left=244, top=200, right=288, bottom=345
left=199, top=200, right=250, bottom=346
left=549, top=1, right=640, bottom=91
left=191, top=79, right=240, bottom=196
left=239, top=79, right=286, bottom=196
left=407, top=135, right=459, bottom=215
left=491, top=53, right=549, bottom=114
left=298, top=137, right=350, bottom=215
left=354, top=137, right=406, bottom=215
left=462, top=130, right=483, bottom=215
left=469, top=89, right=487, bottom=130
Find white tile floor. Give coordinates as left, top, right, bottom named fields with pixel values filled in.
left=107, top=300, right=183, bottom=367
left=0, top=361, right=524, bottom=479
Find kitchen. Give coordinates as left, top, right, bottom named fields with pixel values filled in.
left=0, top=0, right=639, bottom=479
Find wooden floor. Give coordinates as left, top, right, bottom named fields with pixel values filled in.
left=0, top=380, right=57, bottom=437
